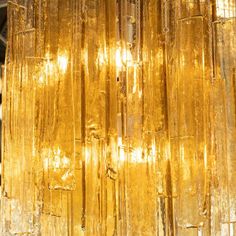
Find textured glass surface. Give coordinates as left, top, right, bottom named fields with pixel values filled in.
left=1, top=0, right=236, bottom=235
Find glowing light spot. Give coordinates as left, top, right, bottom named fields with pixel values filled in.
left=62, top=156, right=70, bottom=168
left=131, top=148, right=143, bottom=163
left=97, top=48, right=107, bottom=66
left=116, top=47, right=133, bottom=71
left=38, top=76, right=44, bottom=85
left=57, top=54, right=68, bottom=74
left=116, top=48, right=123, bottom=69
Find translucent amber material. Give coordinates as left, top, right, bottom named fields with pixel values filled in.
left=1, top=0, right=236, bottom=235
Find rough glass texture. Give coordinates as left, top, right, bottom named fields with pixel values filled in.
left=1, top=0, right=236, bottom=235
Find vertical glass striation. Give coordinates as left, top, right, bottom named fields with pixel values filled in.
left=1, top=0, right=236, bottom=236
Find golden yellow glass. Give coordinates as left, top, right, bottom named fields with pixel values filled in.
left=1, top=0, right=236, bottom=235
